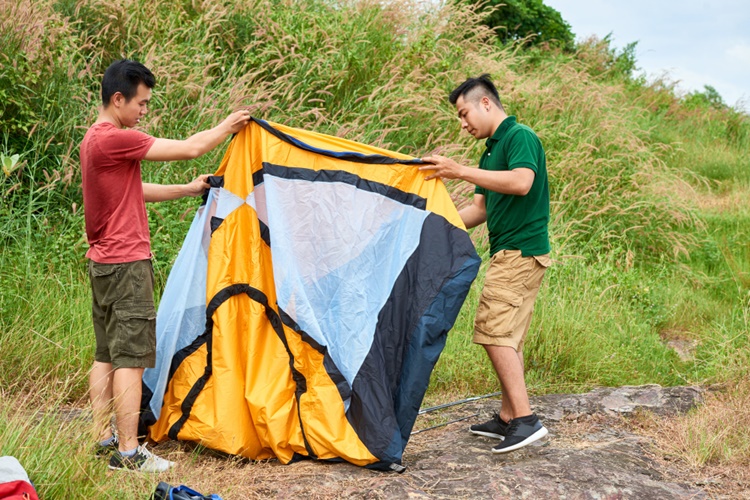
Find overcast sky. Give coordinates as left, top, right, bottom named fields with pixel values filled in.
left=544, top=0, right=750, bottom=110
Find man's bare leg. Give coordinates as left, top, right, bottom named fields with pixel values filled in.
left=484, top=345, right=531, bottom=421
left=90, top=361, right=114, bottom=442
left=112, top=367, right=144, bottom=452
left=106, top=366, right=175, bottom=472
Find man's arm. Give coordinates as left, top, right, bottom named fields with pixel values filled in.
left=144, top=110, right=251, bottom=162
left=420, top=155, right=535, bottom=196
left=459, top=193, right=487, bottom=229
left=143, top=174, right=210, bottom=202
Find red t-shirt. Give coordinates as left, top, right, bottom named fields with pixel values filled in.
left=80, top=122, right=156, bottom=263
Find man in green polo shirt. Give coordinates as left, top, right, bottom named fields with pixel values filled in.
left=420, top=74, right=551, bottom=453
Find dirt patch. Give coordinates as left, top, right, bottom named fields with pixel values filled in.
left=660, top=328, right=700, bottom=362
left=694, top=185, right=750, bottom=214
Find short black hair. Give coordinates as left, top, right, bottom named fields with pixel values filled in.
left=449, top=74, right=503, bottom=109
left=101, top=59, right=155, bottom=107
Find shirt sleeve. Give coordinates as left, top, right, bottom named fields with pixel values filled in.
left=101, top=128, right=156, bottom=162
left=506, top=129, right=540, bottom=173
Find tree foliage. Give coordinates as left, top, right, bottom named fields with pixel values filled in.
left=684, top=85, right=727, bottom=110
left=464, top=0, right=575, bottom=50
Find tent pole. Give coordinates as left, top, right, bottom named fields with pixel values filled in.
left=411, top=412, right=480, bottom=435
left=418, top=390, right=503, bottom=415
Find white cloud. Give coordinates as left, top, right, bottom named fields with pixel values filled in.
left=544, top=0, right=750, bottom=109
left=726, top=42, right=750, bottom=66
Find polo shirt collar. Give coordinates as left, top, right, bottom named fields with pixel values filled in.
left=485, top=115, right=517, bottom=149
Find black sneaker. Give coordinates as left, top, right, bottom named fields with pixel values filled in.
left=95, top=420, right=119, bottom=456
left=491, top=414, right=548, bottom=453
left=470, top=413, right=509, bottom=439
left=108, top=444, right=175, bottom=473
left=94, top=438, right=118, bottom=457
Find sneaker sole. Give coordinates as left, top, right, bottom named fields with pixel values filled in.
left=491, top=427, right=548, bottom=454
left=470, top=429, right=505, bottom=440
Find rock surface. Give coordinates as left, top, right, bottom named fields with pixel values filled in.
left=238, top=385, right=710, bottom=499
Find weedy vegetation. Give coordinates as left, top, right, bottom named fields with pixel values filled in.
left=1, top=0, right=748, bottom=496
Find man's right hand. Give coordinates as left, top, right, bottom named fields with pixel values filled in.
left=146, top=109, right=252, bottom=162
left=222, top=109, right=252, bottom=134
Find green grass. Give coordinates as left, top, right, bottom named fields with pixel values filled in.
left=0, top=378, right=164, bottom=497
left=428, top=255, right=689, bottom=402
left=1, top=0, right=749, bottom=496
left=0, top=265, right=92, bottom=394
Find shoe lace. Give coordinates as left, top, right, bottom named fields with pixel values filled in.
left=137, top=444, right=155, bottom=459
left=505, top=419, right=521, bottom=436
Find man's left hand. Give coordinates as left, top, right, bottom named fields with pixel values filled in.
left=184, top=174, right=211, bottom=197
left=419, top=155, right=464, bottom=181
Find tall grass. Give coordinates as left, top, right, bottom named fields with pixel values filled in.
left=633, top=377, right=750, bottom=498
left=0, top=371, right=162, bottom=497
left=2, top=0, right=708, bottom=270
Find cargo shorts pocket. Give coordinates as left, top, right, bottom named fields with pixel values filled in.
left=90, top=261, right=119, bottom=278
left=114, top=300, right=156, bottom=358
left=474, top=287, right=523, bottom=337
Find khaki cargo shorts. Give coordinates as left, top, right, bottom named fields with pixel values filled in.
left=89, top=259, right=157, bottom=369
left=473, top=250, right=551, bottom=351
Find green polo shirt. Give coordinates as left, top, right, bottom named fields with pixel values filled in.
left=475, top=116, right=550, bottom=257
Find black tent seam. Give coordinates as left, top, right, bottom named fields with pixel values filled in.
left=252, top=168, right=264, bottom=187
left=201, top=175, right=224, bottom=206
left=210, top=216, right=224, bottom=235
left=262, top=162, right=427, bottom=211
left=258, top=219, right=270, bottom=247
left=166, top=283, right=317, bottom=459
left=209, top=215, right=270, bottom=245
left=208, top=175, right=224, bottom=189
left=252, top=118, right=425, bottom=166
left=277, top=308, right=351, bottom=404
left=168, top=330, right=211, bottom=381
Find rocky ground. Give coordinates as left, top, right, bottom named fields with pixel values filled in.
left=58, top=383, right=743, bottom=498
left=193, top=384, right=737, bottom=499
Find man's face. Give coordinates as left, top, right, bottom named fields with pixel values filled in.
left=116, top=83, right=151, bottom=128
left=455, top=94, right=491, bottom=140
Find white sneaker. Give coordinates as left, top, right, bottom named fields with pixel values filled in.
left=108, top=444, right=175, bottom=473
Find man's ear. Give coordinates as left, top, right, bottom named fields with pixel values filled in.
left=111, top=92, right=124, bottom=108
left=481, top=96, right=491, bottom=111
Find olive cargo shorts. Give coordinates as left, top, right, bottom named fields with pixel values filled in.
left=89, top=259, right=157, bottom=369
left=473, top=250, right=551, bottom=351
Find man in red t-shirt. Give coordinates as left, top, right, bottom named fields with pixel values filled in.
left=81, top=59, right=250, bottom=473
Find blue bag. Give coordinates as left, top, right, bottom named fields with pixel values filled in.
left=152, top=482, right=222, bottom=500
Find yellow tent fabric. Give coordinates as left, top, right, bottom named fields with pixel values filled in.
left=142, top=119, right=480, bottom=470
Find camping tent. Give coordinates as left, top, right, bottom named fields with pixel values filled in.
left=141, top=119, right=480, bottom=471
